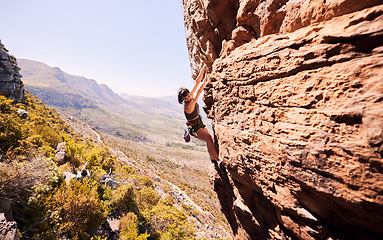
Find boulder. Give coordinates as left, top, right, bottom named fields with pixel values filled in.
left=55, top=142, right=66, bottom=165
left=0, top=213, right=19, bottom=240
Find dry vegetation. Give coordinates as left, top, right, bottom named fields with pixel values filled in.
left=102, top=135, right=232, bottom=239
left=0, top=93, right=202, bottom=239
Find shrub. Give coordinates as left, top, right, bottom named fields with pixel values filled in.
left=114, top=165, right=135, bottom=180
left=110, top=184, right=136, bottom=215
left=30, top=124, right=61, bottom=148
left=0, top=96, right=27, bottom=154
left=136, top=187, right=160, bottom=213
left=123, top=166, right=134, bottom=174
left=119, top=212, right=150, bottom=240
left=65, top=139, right=85, bottom=166
left=84, top=145, right=115, bottom=172
left=0, top=93, right=74, bottom=159
left=0, top=158, right=61, bottom=207
left=147, top=199, right=195, bottom=239
left=133, top=175, right=153, bottom=188
left=53, top=178, right=105, bottom=239
left=101, top=155, right=116, bottom=172
left=19, top=159, right=63, bottom=239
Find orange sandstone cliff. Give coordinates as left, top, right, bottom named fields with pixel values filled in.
left=182, top=0, right=383, bottom=239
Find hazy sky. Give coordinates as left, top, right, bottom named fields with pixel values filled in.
left=1, top=0, right=193, bottom=97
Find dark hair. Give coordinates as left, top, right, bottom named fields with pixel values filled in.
left=178, top=87, right=189, bottom=104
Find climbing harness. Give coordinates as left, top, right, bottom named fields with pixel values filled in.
left=186, top=116, right=205, bottom=137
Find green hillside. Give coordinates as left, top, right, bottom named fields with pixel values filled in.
left=1, top=93, right=202, bottom=239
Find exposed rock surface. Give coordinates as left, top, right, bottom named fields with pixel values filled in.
left=55, top=142, right=67, bottom=165
left=0, top=213, right=19, bottom=240
left=183, top=0, right=382, bottom=77
left=0, top=40, right=25, bottom=103
left=183, top=1, right=383, bottom=239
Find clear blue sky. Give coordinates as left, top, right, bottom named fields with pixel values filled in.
left=0, top=0, right=193, bottom=97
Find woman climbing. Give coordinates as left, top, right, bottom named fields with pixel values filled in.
left=178, top=65, right=219, bottom=163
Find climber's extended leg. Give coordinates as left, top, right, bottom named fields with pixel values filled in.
left=195, top=127, right=219, bottom=161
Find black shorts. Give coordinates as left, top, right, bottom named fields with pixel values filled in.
left=187, top=116, right=206, bottom=137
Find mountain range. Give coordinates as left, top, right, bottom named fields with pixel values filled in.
left=17, top=58, right=204, bottom=145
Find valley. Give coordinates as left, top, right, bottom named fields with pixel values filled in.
left=18, top=58, right=231, bottom=239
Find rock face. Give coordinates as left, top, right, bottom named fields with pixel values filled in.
left=183, top=1, right=383, bottom=239
left=0, top=40, right=25, bottom=103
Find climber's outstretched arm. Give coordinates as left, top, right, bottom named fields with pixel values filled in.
left=190, top=64, right=207, bottom=97
left=194, top=73, right=207, bottom=101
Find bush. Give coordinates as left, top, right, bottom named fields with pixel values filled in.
left=53, top=178, right=105, bottom=239
left=83, top=145, right=115, bottom=172
left=133, top=175, right=153, bottom=188
left=136, top=187, right=160, bottom=213
left=147, top=199, right=195, bottom=240
left=0, top=96, right=27, bottom=154
left=19, top=159, right=63, bottom=239
left=30, top=124, right=61, bottom=148
left=110, top=184, right=136, bottom=215
left=119, top=212, right=150, bottom=240
left=65, top=139, right=85, bottom=166
left=0, top=158, right=61, bottom=207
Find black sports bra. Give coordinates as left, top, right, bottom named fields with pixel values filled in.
left=184, top=102, right=200, bottom=120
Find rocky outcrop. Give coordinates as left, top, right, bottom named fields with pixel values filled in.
left=183, top=1, right=383, bottom=239
left=0, top=213, right=19, bottom=240
left=0, top=40, right=25, bottom=103
left=183, top=0, right=382, bottom=77
left=55, top=142, right=67, bottom=165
